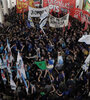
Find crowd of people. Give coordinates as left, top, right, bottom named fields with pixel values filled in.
left=0, top=6, right=90, bottom=100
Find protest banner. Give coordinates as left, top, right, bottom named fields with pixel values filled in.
left=28, top=6, right=49, bottom=17
left=43, top=0, right=76, bottom=13
left=71, top=7, right=90, bottom=24
left=16, top=0, right=34, bottom=13
left=49, top=13, right=69, bottom=28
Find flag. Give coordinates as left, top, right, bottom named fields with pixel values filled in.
left=0, top=58, right=2, bottom=69
left=35, top=61, right=47, bottom=70
left=78, top=35, right=90, bottom=45
left=17, top=51, right=26, bottom=79
left=7, top=39, right=14, bottom=63
left=16, top=64, right=23, bottom=83
left=68, top=21, right=71, bottom=30
left=5, top=52, right=11, bottom=73
left=82, top=64, right=89, bottom=72
left=7, top=39, right=11, bottom=52
left=10, top=74, right=16, bottom=90
left=16, top=64, right=20, bottom=78
left=16, top=0, right=30, bottom=13
left=4, top=49, right=12, bottom=74
left=39, top=11, right=48, bottom=34
left=40, top=27, right=46, bottom=34
left=85, top=54, right=90, bottom=64
left=21, top=73, right=28, bottom=94
left=40, top=11, right=48, bottom=23
left=1, top=70, right=7, bottom=84
left=40, top=18, right=47, bottom=34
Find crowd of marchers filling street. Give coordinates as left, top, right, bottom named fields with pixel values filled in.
left=0, top=5, right=90, bottom=100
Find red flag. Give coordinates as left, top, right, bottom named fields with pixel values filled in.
left=68, top=21, right=71, bottom=30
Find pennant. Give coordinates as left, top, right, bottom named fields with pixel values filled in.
left=35, top=61, right=47, bottom=70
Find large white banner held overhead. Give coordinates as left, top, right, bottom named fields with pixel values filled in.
left=28, top=6, right=49, bottom=17
left=49, top=13, right=69, bottom=28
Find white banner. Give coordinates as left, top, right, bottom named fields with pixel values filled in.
left=28, top=6, right=49, bottom=17
left=49, top=13, right=69, bottom=28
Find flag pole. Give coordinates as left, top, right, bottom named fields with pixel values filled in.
left=22, top=9, right=24, bottom=20
left=22, top=0, right=24, bottom=20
